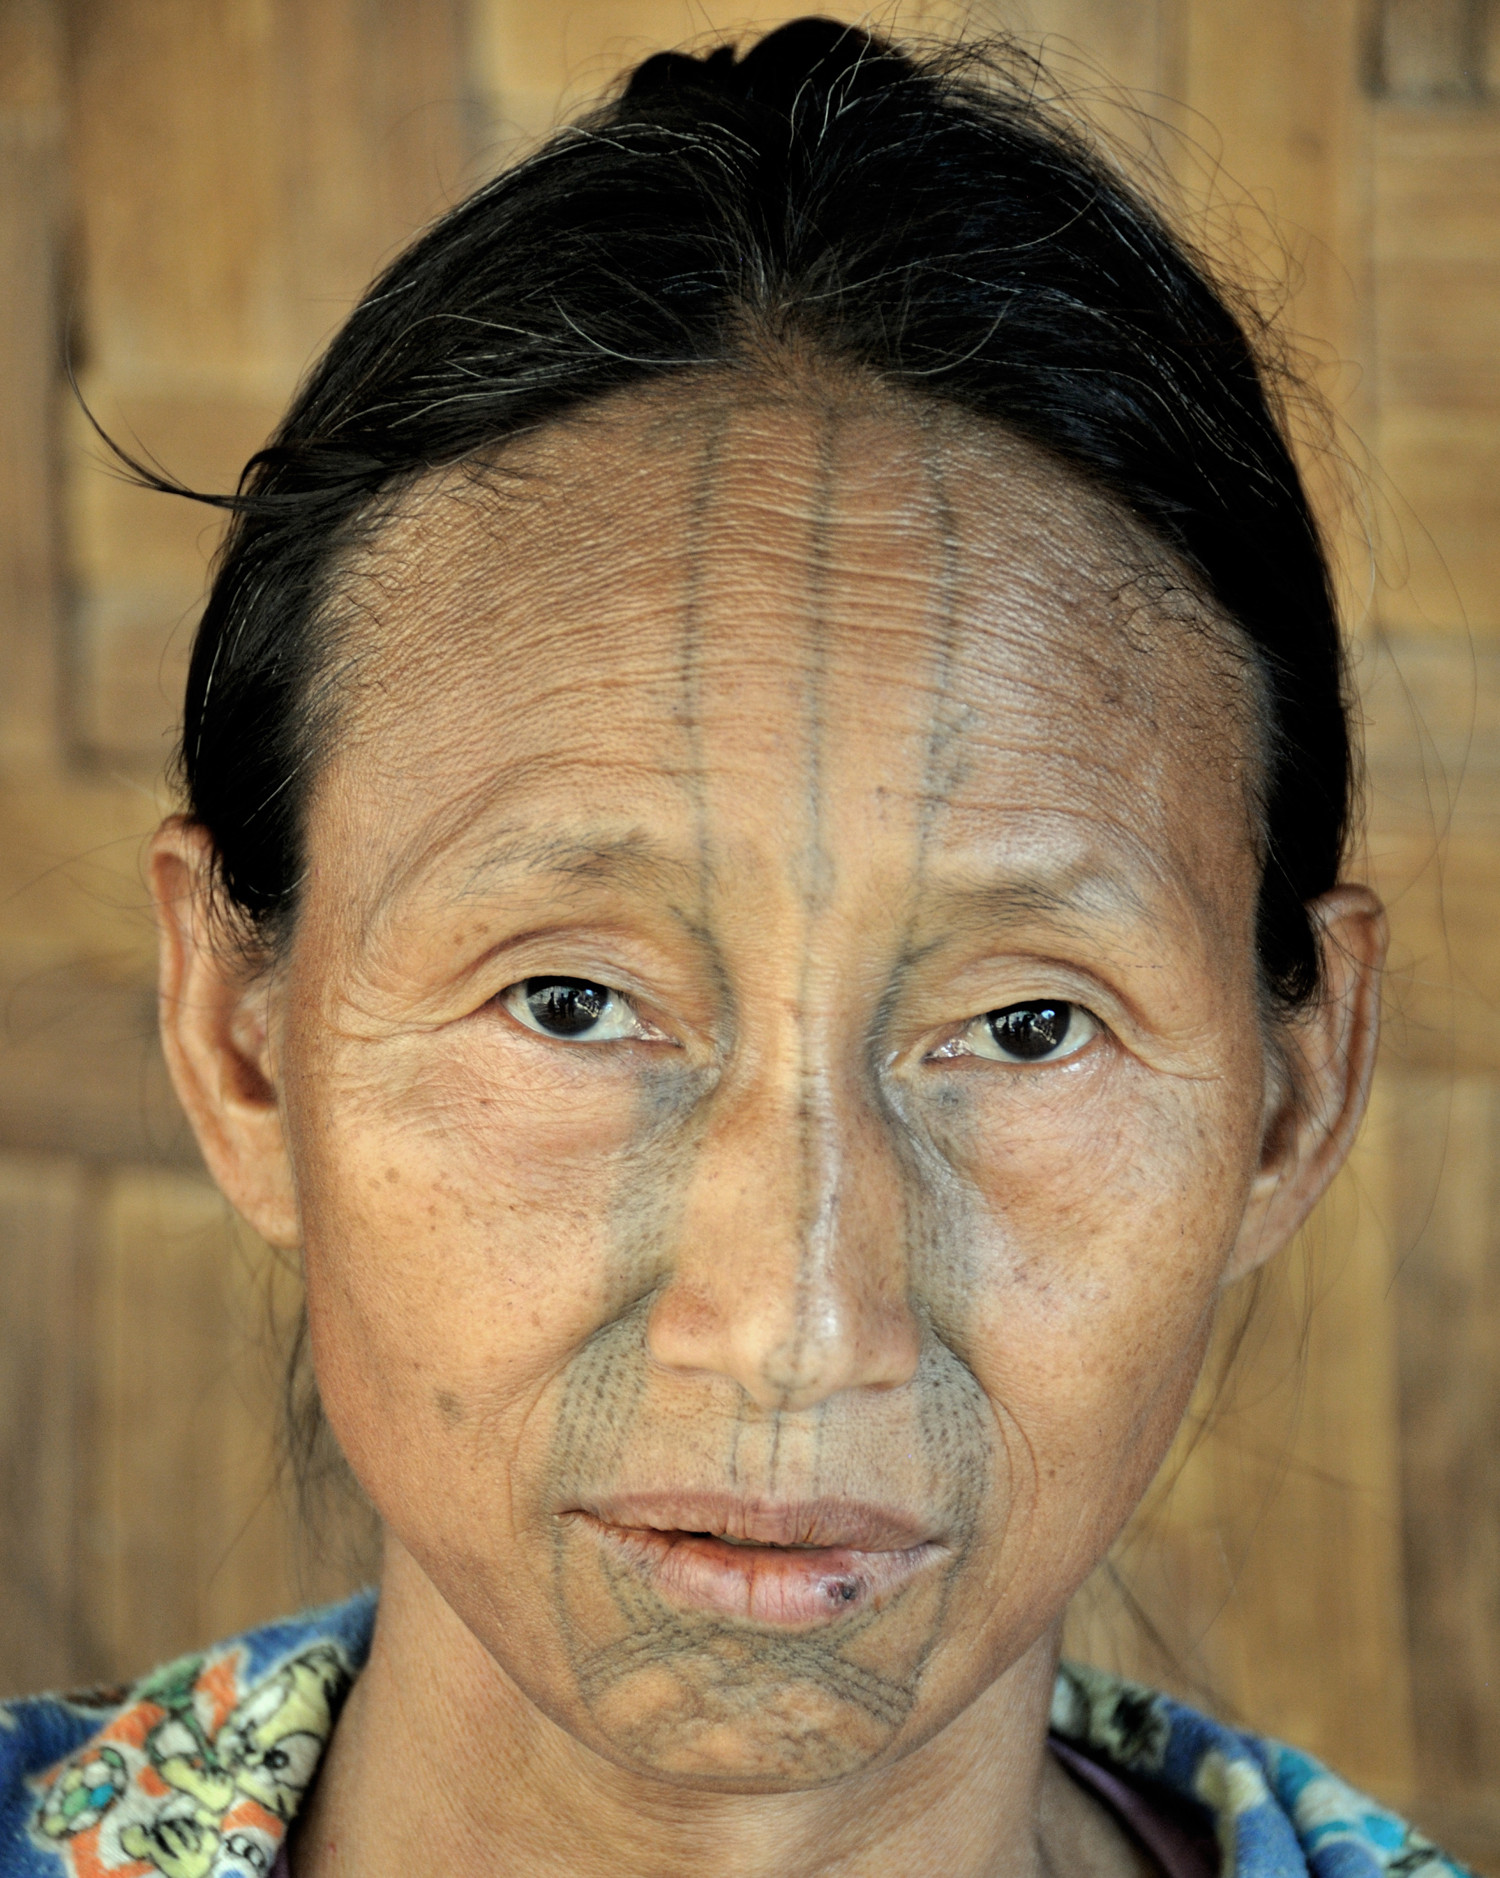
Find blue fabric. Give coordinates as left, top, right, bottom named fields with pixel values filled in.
left=0, top=1596, right=1472, bottom=1876
left=1051, top=1662, right=1475, bottom=1877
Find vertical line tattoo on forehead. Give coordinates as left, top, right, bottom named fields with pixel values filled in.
left=678, top=408, right=734, bottom=947
left=865, top=422, right=971, bottom=1079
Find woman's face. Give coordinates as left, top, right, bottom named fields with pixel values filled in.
left=164, top=384, right=1364, bottom=1790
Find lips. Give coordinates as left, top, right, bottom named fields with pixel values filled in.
left=570, top=1493, right=943, bottom=1627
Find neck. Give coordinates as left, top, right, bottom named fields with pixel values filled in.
left=292, top=1539, right=1130, bottom=1878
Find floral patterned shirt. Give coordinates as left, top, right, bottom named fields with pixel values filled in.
left=0, top=1592, right=1474, bottom=1877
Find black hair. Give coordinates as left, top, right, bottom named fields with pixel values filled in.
left=152, top=16, right=1351, bottom=1008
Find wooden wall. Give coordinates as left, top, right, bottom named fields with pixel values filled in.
left=0, top=0, right=1494, bottom=1864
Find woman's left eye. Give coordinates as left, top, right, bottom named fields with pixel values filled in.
left=933, top=999, right=1101, bottom=1065
left=500, top=977, right=658, bottom=1044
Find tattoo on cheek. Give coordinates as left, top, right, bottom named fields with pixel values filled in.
left=536, top=1067, right=1006, bottom=1784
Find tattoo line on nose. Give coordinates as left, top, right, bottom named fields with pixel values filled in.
left=783, top=410, right=842, bottom=1410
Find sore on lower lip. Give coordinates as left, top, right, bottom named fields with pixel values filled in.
left=584, top=1518, right=937, bottom=1626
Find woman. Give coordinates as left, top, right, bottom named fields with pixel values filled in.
left=0, top=19, right=1469, bottom=1878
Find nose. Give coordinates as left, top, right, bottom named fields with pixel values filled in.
left=645, top=1057, right=924, bottom=1412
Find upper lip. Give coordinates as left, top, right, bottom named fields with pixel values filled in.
left=573, top=1491, right=937, bottom=1552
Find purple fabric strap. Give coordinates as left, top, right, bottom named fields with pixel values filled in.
left=270, top=1744, right=1220, bottom=1878
left=1051, top=1735, right=1220, bottom=1877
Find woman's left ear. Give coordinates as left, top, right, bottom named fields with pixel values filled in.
left=149, top=816, right=302, bottom=1249
left=1222, top=884, right=1388, bottom=1285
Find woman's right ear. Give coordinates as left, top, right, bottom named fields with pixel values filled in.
left=149, top=816, right=301, bottom=1248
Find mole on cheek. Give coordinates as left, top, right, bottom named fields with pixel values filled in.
left=434, top=1389, right=466, bottom=1425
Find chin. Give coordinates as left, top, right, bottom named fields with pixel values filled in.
left=583, top=1656, right=915, bottom=1788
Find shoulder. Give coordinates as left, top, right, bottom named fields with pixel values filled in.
left=0, top=1686, right=129, bottom=1878
left=1053, top=1660, right=1477, bottom=1878
left=0, top=1591, right=376, bottom=1877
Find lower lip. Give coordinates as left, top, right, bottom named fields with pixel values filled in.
left=581, top=1519, right=941, bottom=1626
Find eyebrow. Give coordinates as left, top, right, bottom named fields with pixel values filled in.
left=441, top=808, right=1165, bottom=967
left=918, top=865, right=1154, bottom=940
left=455, top=828, right=708, bottom=903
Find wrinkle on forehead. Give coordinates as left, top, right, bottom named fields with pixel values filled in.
left=323, top=371, right=1253, bottom=705
left=299, top=368, right=1264, bottom=952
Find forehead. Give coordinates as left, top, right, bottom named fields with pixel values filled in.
left=310, top=377, right=1257, bottom=919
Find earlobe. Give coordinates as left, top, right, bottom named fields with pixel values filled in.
left=1221, top=884, right=1387, bottom=1286
left=149, top=816, right=302, bottom=1248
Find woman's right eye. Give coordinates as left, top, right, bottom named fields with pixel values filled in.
left=929, top=998, right=1102, bottom=1066
left=500, top=977, right=658, bottom=1044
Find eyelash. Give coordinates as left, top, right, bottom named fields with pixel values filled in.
left=501, top=977, right=1102, bottom=1066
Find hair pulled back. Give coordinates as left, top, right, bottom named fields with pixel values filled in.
left=164, top=15, right=1350, bottom=1009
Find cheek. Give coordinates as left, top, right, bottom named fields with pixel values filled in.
left=285, top=1034, right=703, bottom=1498
left=285, top=1051, right=660, bottom=1472
left=912, top=1057, right=1261, bottom=1511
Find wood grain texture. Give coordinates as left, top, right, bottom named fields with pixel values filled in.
left=1390, top=1072, right=1500, bottom=1795
left=0, top=967, right=197, bottom=1166
left=74, top=1165, right=368, bottom=1689
left=66, top=0, right=473, bottom=766
left=0, top=0, right=65, bottom=767
left=1378, top=0, right=1487, bottom=98
left=1374, top=109, right=1500, bottom=634
left=0, top=1154, right=85, bottom=1696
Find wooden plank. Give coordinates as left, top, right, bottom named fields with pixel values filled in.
left=1359, top=629, right=1500, bottom=782
left=1179, top=0, right=1367, bottom=343
left=1376, top=259, right=1500, bottom=410
left=63, top=389, right=282, bottom=761
left=1068, top=1074, right=1417, bottom=1804
left=0, top=0, right=64, bottom=767
left=1372, top=111, right=1500, bottom=634
left=65, top=0, right=472, bottom=767
left=1010, top=0, right=1176, bottom=99
left=76, top=1165, right=368, bottom=1684
left=271, top=0, right=473, bottom=360
left=1389, top=1072, right=1500, bottom=1801
left=66, top=0, right=294, bottom=769
left=1174, top=0, right=1374, bottom=635
left=1378, top=0, right=1485, bottom=98
left=1373, top=108, right=1500, bottom=261
left=1378, top=410, right=1500, bottom=636
left=0, top=777, right=162, bottom=983
left=1358, top=633, right=1500, bottom=1071
left=0, top=966, right=196, bottom=1166
left=0, top=1153, right=85, bottom=1697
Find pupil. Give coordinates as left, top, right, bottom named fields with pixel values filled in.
left=989, top=1001, right=1069, bottom=1060
left=526, top=977, right=609, bottom=1036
